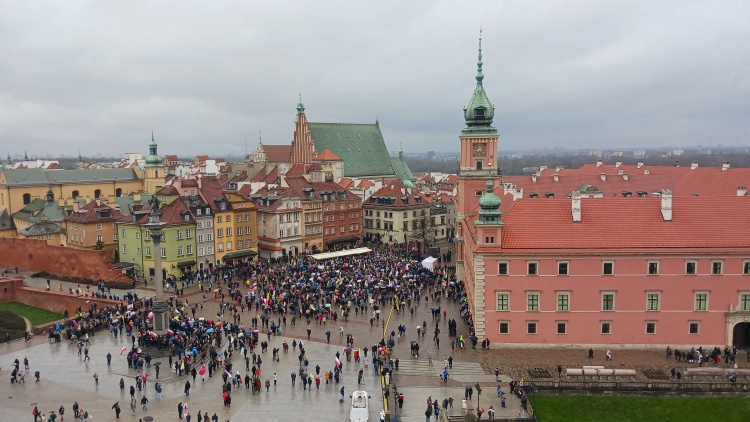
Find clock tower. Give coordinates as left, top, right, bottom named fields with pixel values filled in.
left=457, top=31, right=499, bottom=219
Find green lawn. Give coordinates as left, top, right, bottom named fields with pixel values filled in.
left=534, top=395, right=750, bottom=422
left=0, top=310, right=27, bottom=340
left=0, top=302, right=64, bottom=326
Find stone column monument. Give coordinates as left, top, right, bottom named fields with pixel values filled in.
left=145, top=197, right=170, bottom=333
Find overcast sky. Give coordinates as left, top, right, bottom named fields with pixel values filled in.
left=1, top=1, right=748, bottom=159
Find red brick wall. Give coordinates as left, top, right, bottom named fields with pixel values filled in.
left=14, top=286, right=121, bottom=315
left=0, top=238, right=131, bottom=284
left=0, top=277, right=122, bottom=317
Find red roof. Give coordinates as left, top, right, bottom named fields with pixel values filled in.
left=45, top=162, right=63, bottom=169
left=366, top=180, right=430, bottom=207
left=314, top=148, right=343, bottom=161
left=338, top=178, right=354, bottom=189
left=156, top=186, right=179, bottom=195
left=65, top=201, right=128, bottom=223
left=505, top=164, right=750, bottom=198
left=263, top=145, right=292, bottom=163
left=132, top=199, right=193, bottom=225
left=284, top=164, right=308, bottom=179
left=197, top=177, right=226, bottom=211
left=490, top=195, right=750, bottom=253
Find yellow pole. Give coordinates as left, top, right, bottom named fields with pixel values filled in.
left=381, top=303, right=396, bottom=421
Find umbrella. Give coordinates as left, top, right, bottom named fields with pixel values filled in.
left=206, top=328, right=214, bottom=333
left=148, top=312, right=153, bottom=318
left=153, top=362, right=161, bottom=367
left=199, top=364, right=206, bottom=376
left=143, top=417, right=154, bottom=422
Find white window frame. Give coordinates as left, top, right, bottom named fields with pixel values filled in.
left=646, top=292, right=660, bottom=311
left=556, top=292, right=570, bottom=312
left=526, top=292, right=540, bottom=312
left=694, top=292, right=708, bottom=311
left=496, top=292, right=509, bottom=311
left=602, top=261, right=614, bottom=275
left=685, top=260, right=697, bottom=275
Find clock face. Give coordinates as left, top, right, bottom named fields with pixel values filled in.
left=473, top=143, right=486, bottom=157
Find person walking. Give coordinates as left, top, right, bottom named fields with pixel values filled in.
left=178, top=402, right=184, bottom=419
left=111, top=402, right=121, bottom=419
left=130, top=397, right=137, bottom=416
left=185, top=380, right=191, bottom=396
left=155, top=382, right=162, bottom=400
left=58, top=405, right=65, bottom=421
left=93, top=371, right=99, bottom=386
left=107, top=353, right=112, bottom=366
left=140, top=395, right=149, bottom=411
left=83, top=347, right=90, bottom=362
left=119, top=378, right=125, bottom=391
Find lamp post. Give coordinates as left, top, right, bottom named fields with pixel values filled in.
left=475, top=382, right=482, bottom=418
left=144, top=198, right=169, bottom=334
left=532, top=384, right=538, bottom=417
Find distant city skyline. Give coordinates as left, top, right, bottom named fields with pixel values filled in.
left=2, top=1, right=748, bottom=157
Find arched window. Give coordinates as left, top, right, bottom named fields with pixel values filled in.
left=72, top=190, right=80, bottom=199
left=23, top=193, right=31, bottom=205
left=94, top=189, right=101, bottom=199
left=115, top=188, right=122, bottom=198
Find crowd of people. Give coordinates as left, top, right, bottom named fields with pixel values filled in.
left=9, top=244, right=470, bottom=421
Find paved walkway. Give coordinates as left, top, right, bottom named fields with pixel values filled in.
left=1, top=267, right=537, bottom=421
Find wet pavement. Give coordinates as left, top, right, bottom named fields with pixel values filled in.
left=1, top=261, right=532, bottom=422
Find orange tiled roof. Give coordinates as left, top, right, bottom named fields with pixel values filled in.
left=488, top=195, right=750, bottom=253
left=65, top=201, right=128, bottom=223
left=314, top=148, right=343, bottom=161
left=338, top=178, right=353, bottom=189
left=506, top=164, right=750, bottom=198
left=263, top=145, right=292, bottom=163
left=366, top=180, right=429, bottom=207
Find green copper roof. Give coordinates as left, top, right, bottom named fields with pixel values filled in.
left=462, top=32, right=498, bottom=136
left=477, top=178, right=502, bottom=225
left=1, top=168, right=140, bottom=187
left=145, top=133, right=163, bottom=166
left=390, top=156, right=415, bottom=187
left=308, top=122, right=400, bottom=178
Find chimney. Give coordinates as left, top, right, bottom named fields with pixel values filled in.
left=637, top=161, right=644, bottom=169
left=661, top=189, right=672, bottom=222
left=644, top=169, right=650, bottom=175
left=615, top=160, right=622, bottom=168
left=691, top=161, right=698, bottom=171
left=531, top=175, right=537, bottom=182
left=600, top=173, right=607, bottom=181
left=539, top=166, right=547, bottom=172
left=722, top=161, right=730, bottom=172
left=512, top=188, right=523, bottom=201
left=596, top=160, right=603, bottom=167
left=572, top=191, right=581, bottom=222
left=618, top=169, right=624, bottom=175
left=738, top=186, right=747, bottom=197
left=556, top=166, right=564, bottom=172
left=553, top=174, right=559, bottom=182
left=622, top=173, right=629, bottom=181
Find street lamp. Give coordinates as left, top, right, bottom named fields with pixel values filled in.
left=475, top=382, right=482, bottom=418
left=144, top=197, right=169, bottom=334
left=532, top=384, right=538, bottom=416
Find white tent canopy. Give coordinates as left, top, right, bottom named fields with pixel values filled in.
left=310, top=247, right=372, bottom=261
left=421, top=256, right=438, bottom=270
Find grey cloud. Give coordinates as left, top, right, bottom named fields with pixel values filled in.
left=0, top=0, right=747, bottom=157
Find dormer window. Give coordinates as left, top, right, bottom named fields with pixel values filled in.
left=475, top=107, right=485, bottom=119
left=219, top=202, right=226, bottom=211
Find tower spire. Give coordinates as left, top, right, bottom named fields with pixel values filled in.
left=476, top=28, right=484, bottom=85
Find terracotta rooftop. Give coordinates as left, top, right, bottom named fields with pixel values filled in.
left=65, top=201, right=128, bottom=224
left=479, top=195, right=750, bottom=254
left=314, top=148, right=343, bottom=161
left=505, top=164, right=750, bottom=198
left=263, top=145, right=292, bottom=163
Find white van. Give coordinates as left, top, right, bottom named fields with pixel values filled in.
left=349, top=390, right=370, bottom=422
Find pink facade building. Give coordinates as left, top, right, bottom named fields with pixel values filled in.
left=456, top=37, right=750, bottom=349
